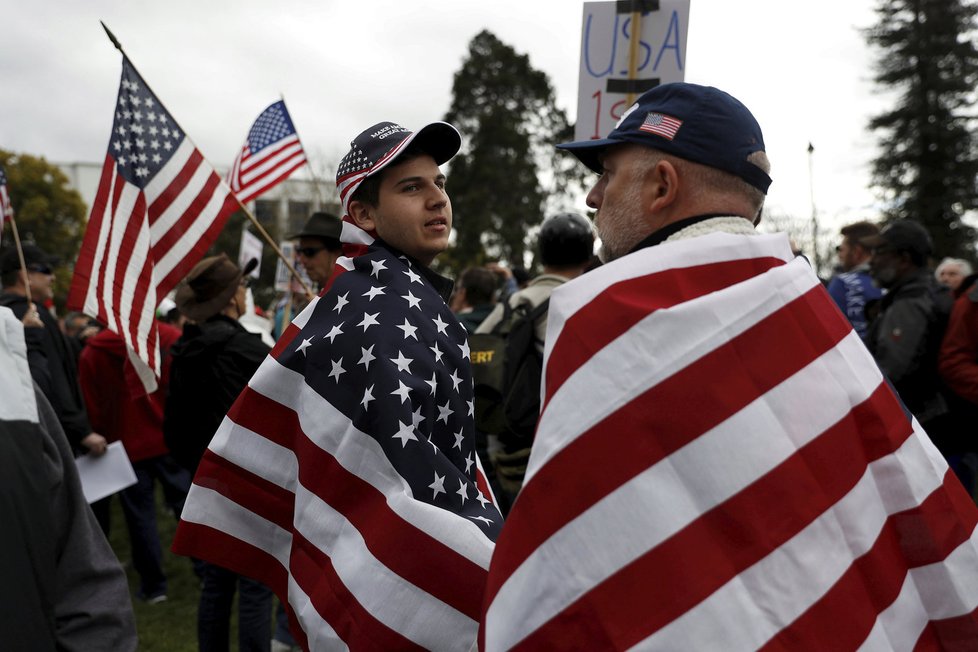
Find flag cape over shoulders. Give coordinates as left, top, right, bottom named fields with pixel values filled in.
left=67, top=57, right=238, bottom=394
left=174, top=242, right=501, bottom=651
left=482, top=231, right=978, bottom=651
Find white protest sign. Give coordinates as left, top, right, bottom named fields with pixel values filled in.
left=274, top=241, right=312, bottom=292
left=239, top=228, right=263, bottom=278
left=575, top=0, right=690, bottom=142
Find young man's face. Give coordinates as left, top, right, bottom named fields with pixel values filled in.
left=836, top=238, right=867, bottom=271
left=352, top=154, right=451, bottom=267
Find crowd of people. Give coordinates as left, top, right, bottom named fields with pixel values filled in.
left=2, top=80, right=978, bottom=650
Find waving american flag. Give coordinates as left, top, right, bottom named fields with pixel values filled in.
left=227, top=100, right=307, bottom=204
left=68, top=57, right=238, bottom=393
left=175, top=241, right=500, bottom=650
left=482, top=231, right=978, bottom=650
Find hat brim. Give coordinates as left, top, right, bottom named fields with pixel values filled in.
left=174, top=281, right=238, bottom=322
left=369, top=121, right=461, bottom=181
left=175, top=258, right=256, bottom=322
left=556, top=136, right=622, bottom=174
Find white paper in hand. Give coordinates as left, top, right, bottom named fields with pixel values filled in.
left=75, top=441, right=138, bottom=504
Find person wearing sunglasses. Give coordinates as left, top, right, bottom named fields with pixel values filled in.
left=0, top=243, right=109, bottom=459
left=289, top=211, right=344, bottom=289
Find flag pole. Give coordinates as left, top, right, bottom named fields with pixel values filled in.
left=280, top=92, right=329, bottom=211
left=7, top=214, right=32, bottom=305
left=808, top=142, right=821, bottom=274
left=626, top=5, right=643, bottom=106
left=100, top=22, right=316, bottom=301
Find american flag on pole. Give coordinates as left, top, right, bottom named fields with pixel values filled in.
left=0, top=164, right=13, bottom=243
left=481, top=230, right=978, bottom=650
left=226, top=100, right=307, bottom=204
left=67, top=57, right=238, bottom=394
left=174, top=241, right=501, bottom=650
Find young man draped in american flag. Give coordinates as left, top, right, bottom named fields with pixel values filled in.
left=481, top=83, right=978, bottom=650
left=174, top=120, right=501, bottom=650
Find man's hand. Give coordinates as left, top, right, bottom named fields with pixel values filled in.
left=21, top=304, right=43, bottom=328
left=81, top=432, right=109, bottom=456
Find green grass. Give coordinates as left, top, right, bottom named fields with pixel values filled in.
left=106, top=491, right=243, bottom=651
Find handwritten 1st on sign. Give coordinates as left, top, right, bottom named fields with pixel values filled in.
left=575, top=0, right=690, bottom=142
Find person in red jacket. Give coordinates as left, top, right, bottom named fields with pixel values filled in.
left=78, top=319, right=190, bottom=603
left=938, top=273, right=978, bottom=495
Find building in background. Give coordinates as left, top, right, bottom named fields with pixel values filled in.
left=57, top=161, right=339, bottom=238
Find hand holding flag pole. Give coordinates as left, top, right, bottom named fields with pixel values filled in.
left=100, top=22, right=314, bottom=301
left=6, top=216, right=42, bottom=327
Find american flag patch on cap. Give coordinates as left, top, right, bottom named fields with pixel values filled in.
left=639, top=112, right=683, bottom=140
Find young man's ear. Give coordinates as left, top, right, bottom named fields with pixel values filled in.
left=348, top=200, right=376, bottom=232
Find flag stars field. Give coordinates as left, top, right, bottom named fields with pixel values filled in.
left=391, top=380, right=412, bottom=404
left=358, top=345, right=376, bottom=369
left=327, top=359, right=345, bottom=382
left=358, top=312, right=379, bottom=331
left=403, top=291, right=422, bottom=310
left=295, top=337, right=313, bottom=356
left=429, top=473, right=446, bottom=499
left=391, top=351, right=413, bottom=373
left=324, top=323, right=343, bottom=343
left=397, top=318, right=419, bottom=340
left=362, top=285, right=385, bottom=301
left=393, top=421, right=418, bottom=448
left=360, top=385, right=375, bottom=409
left=370, top=259, right=388, bottom=278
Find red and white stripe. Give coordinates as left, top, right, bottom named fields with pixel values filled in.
left=68, top=139, right=238, bottom=393
left=227, top=133, right=306, bottom=205
left=173, top=297, right=496, bottom=649
left=481, top=231, right=978, bottom=650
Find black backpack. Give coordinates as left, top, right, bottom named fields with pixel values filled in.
left=469, top=298, right=550, bottom=451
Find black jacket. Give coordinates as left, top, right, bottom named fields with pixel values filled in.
left=0, top=293, right=92, bottom=448
left=163, top=315, right=269, bottom=473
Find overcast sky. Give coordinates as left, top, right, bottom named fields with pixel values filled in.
left=2, top=0, right=886, bottom=242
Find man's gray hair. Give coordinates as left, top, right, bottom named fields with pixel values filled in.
left=634, top=148, right=769, bottom=217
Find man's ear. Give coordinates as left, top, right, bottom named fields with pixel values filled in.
left=644, top=159, right=680, bottom=214
left=348, top=200, right=376, bottom=232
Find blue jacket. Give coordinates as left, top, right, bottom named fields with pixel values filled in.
left=826, top=264, right=882, bottom=340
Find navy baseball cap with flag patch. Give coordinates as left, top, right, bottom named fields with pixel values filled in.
left=558, top=82, right=772, bottom=194
left=336, top=121, right=461, bottom=216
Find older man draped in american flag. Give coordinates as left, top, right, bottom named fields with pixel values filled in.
left=481, top=83, right=978, bottom=651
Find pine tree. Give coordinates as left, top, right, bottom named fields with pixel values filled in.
left=443, top=30, right=586, bottom=271
left=866, top=0, right=978, bottom=259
